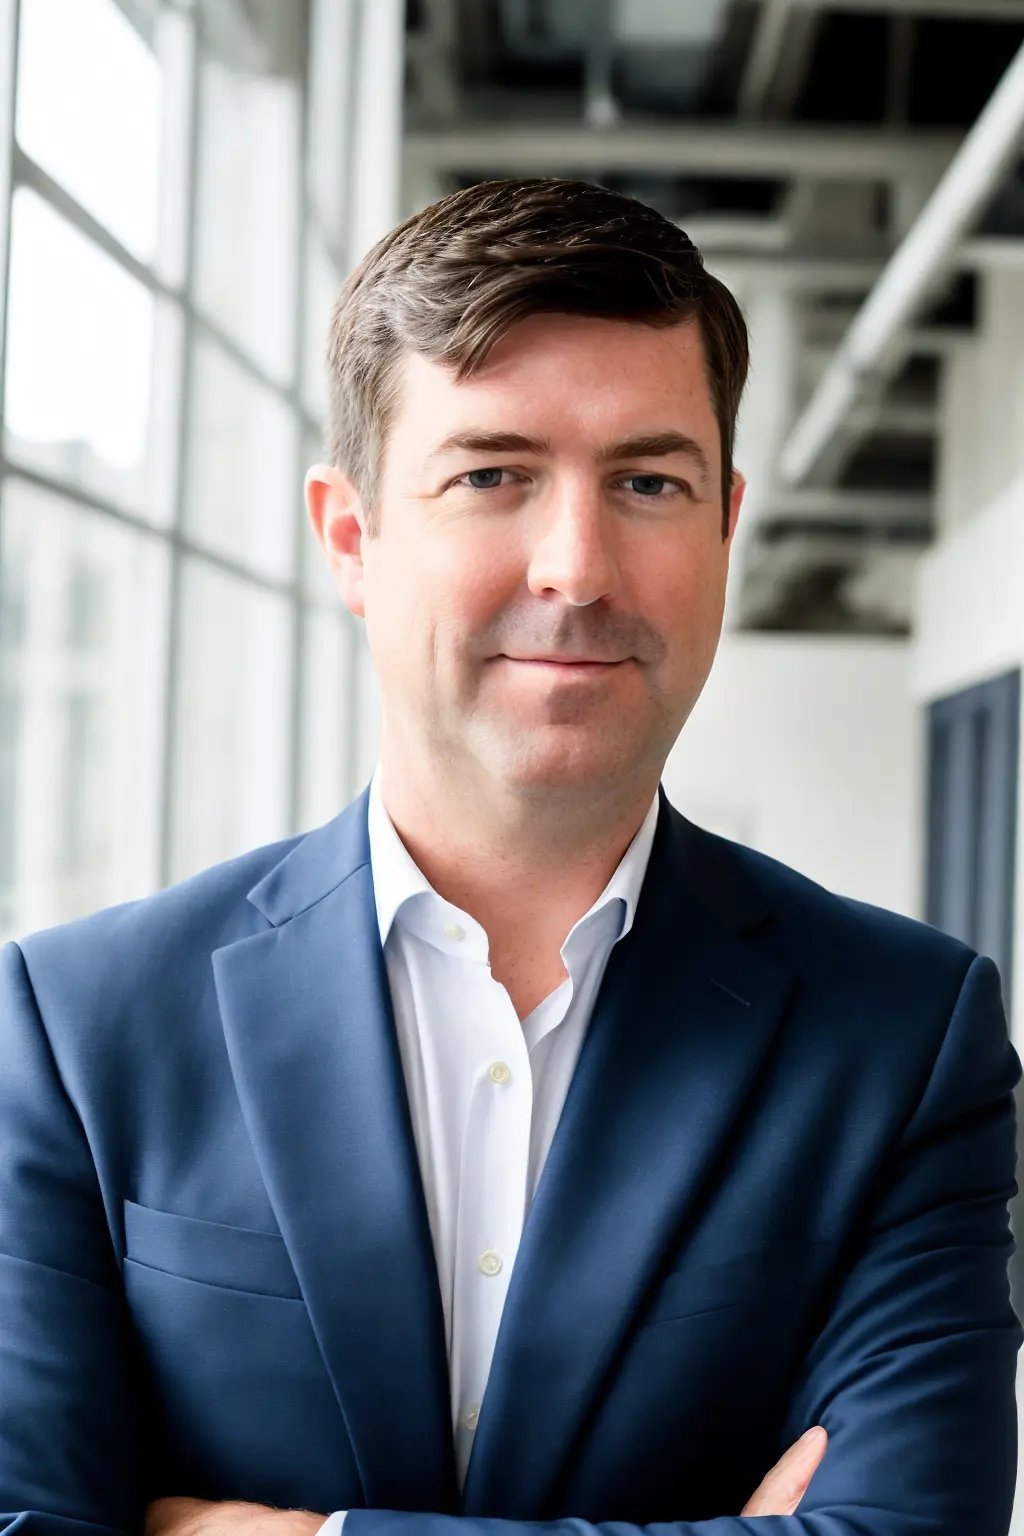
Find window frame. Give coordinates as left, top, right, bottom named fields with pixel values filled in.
left=0, top=0, right=363, bottom=934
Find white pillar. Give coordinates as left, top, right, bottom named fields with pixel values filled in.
left=344, top=0, right=406, bottom=777
left=0, top=0, right=20, bottom=388
left=348, top=0, right=405, bottom=266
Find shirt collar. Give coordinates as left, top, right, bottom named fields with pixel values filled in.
left=589, top=786, right=660, bottom=943
left=367, top=769, right=441, bottom=948
left=367, top=767, right=660, bottom=954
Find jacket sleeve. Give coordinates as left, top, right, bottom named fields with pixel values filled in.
left=0, top=941, right=146, bottom=1536
left=342, top=952, right=1023, bottom=1536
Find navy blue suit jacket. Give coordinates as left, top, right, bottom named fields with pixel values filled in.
left=0, top=789, right=1020, bottom=1536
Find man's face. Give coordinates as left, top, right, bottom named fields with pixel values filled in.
left=314, top=312, right=744, bottom=800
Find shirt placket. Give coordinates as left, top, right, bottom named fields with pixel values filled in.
left=449, top=965, right=534, bottom=1484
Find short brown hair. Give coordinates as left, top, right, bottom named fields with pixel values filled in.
left=326, top=177, right=749, bottom=536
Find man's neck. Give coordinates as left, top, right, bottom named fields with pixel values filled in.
left=376, top=748, right=659, bottom=1010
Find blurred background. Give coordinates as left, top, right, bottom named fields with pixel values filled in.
left=0, top=0, right=1022, bottom=1520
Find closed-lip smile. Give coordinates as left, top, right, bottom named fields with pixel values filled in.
left=501, top=654, right=626, bottom=666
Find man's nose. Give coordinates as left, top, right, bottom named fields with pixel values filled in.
left=525, top=482, right=621, bottom=607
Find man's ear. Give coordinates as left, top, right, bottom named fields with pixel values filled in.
left=725, top=470, right=746, bottom=543
left=305, top=464, right=368, bottom=619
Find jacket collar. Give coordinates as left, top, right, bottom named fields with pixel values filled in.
left=246, top=787, right=373, bottom=927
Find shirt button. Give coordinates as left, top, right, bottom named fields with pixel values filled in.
left=489, top=1061, right=511, bottom=1085
left=478, top=1249, right=503, bottom=1276
left=463, top=1404, right=480, bottom=1432
left=444, top=921, right=465, bottom=941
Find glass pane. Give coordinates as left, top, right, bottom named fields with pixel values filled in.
left=299, top=608, right=355, bottom=828
left=0, top=479, right=168, bottom=939
left=169, top=559, right=293, bottom=882
left=3, top=189, right=181, bottom=524
left=184, top=336, right=299, bottom=581
left=192, top=23, right=302, bottom=384
left=302, top=226, right=340, bottom=419
left=0, top=0, right=17, bottom=330
left=15, top=0, right=178, bottom=266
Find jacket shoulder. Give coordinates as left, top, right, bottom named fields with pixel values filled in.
left=683, top=815, right=978, bottom=1000
left=11, top=832, right=305, bottom=1012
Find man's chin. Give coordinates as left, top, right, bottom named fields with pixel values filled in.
left=487, top=740, right=642, bottom=798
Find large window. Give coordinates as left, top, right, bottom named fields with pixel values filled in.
left=0, top=0, right=369, bottom=939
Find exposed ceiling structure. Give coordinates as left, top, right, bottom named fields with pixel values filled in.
left=402, top=0, right=1024, bottom=633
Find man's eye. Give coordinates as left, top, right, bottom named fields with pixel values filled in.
left=462, top=467, right=506, bottom=490
left=626, top=474, right=671, bottom=496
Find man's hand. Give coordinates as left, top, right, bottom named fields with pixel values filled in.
left=740, top=1426, right=828, bottom=1517
left=145, top=1497, right=326, bottom=1536
left=144, top=1429, right=827, bottom=1536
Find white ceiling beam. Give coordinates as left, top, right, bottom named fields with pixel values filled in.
left=677, top=215, right=791, bottom=250
left=404, top=122, right=958, bottom=182
left=960, top=235, right=1024, bottom=270
left=849, top=400, right=938, bottom=434
left=805, top=332, right=971, bottom=378
left=796, top=0, right=1024, bottom=17
left=900, top=324, right=975, bottom=354
left=764, top=489, right=933, bottom=524
left=703, top=252, right=883, bottom=289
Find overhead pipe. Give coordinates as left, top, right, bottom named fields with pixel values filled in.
left=779, top=37, right=1024, bottom=487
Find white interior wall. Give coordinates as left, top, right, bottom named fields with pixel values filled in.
left=938, top=268, right=1024, bottom=536
left=663, top=633, right=921, bottom=917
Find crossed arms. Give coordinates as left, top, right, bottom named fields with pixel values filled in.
left=144, top=1428, right=830, bottom=1536
left=0, top=945, right=1020, bottom=1536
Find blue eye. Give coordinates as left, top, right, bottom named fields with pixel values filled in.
left=628, top=474, right=668, bottom=496
left=465, top=468, right=505, bottom=489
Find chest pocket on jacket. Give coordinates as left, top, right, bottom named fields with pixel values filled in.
left=123, top=1199, right=302, bottom=1299
left=120, top=1200, right=360, bottom=1511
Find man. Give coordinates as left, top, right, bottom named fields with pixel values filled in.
left=0, top=179, right=1019, bottom=1536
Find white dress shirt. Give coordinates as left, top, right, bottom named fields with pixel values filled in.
left=318, top=774, right=660, bottom=1535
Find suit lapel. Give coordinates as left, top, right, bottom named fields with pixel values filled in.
left=462, top=801, right=793, bottom=1517
left=212, top=795, right=458, bottom=1514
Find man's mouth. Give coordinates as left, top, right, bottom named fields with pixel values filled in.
left=500, top=653, right=627, bottom=665
left=497, top=654, right=629, bottom=673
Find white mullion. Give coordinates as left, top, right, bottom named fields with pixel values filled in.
left=0, top=0, right=21, bottom=424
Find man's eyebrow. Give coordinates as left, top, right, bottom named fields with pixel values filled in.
left=599, top=433, right=712, bottom=481
left=427, top=430, right=551, bottom=460
left=425, top=428, right=712, bottom=483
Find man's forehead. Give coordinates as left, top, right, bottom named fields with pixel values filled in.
left=391, top=317, right=718, bottom=450
left=403, top=312, right=706, bottom=384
